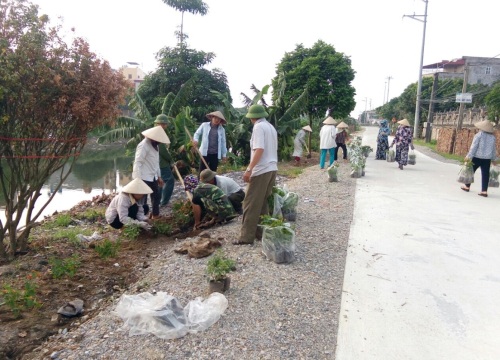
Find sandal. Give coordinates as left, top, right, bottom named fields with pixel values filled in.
left=232, top=239, right=254, bottom=245
left=461, top=186, right=470, bottom=192
left=478, top=192, right=488, bottom=197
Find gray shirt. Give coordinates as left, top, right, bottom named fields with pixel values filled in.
left=467, top=131, right=497, bottom=160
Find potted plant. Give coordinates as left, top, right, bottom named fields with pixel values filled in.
left=206, top=250, right=236, bottom=294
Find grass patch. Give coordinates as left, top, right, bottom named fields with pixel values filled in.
left=121, top=224, right=141, bottom=240
left=52, top=228, right=93, bottom=246
left=278, top=167, right=303, bottom=178
left=49, top=255, right=81, bottom=279
left=152, top=221, right=172, bottom=236
left=77, top=208, right=105, bottom=222
left=413, top=139, right=465, bottom=163
left=43, top=213, right=73, bottom=229
left=94, top=239, right=120, bottom=259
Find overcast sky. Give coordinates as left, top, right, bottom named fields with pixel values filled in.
left=34, top=0, right=499, bottom=119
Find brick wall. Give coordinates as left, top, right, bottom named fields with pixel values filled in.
left=436, top=128, right=500, bottom=156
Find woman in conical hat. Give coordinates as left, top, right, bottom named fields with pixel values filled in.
left=461, top=120, right=498, bottom=197
left=335, top=121, right=350, bottom=162
left=292, top=125, right=313, bottom=165
left=192, top=110, right=228, bottom=174
left=132, top=126, right=170, bottom=219
left=319, top=117, right=337, bottom=169
left=105, top=178, right=153, bottom=229
left=390, top=119, right=414, bottom=170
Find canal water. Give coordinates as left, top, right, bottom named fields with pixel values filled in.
left=0, top=146, right=134, bottom=226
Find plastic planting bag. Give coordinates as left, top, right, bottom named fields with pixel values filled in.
left=457, top=160, right=474, bottom=184
left=267, top=186, right=286, bottom=218
left=281, top=191, right=299, bottom=221
left=386, top=149, right=395, bottom=162
left=408, top=151, right=416, bottom=165
left=114, top=292, right=228, bottom=339
left=261, top=224, right=296, bottom=264
left=327, top=164, right=338, bottom=182
left=489, top=166, right=499, bottom=188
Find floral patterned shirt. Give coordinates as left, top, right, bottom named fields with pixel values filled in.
left=467, top=131, right=497, bottom=160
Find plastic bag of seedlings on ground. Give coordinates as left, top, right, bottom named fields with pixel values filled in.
left=114, top=292, right=227, bottom=339
left=267, top=186, right=286, bottom=218
left=261, top=219, right=296, bottom=264
left=281, top=191, right=299, bottom=221
left=489, top=166, right=500, bottom=188
left=408, top=151, right=416, bottom=165
left=386, top=149, right=395, bottom=162
left=327, top=163, right=339, bottom=182
left=457, top=160, right=474, bottom=184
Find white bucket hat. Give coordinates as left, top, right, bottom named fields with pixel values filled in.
left=122, top=178, right=153, bottom=194
left=302, top=125, right=312, bottom=132
left=474, top=120, right=494, bottom=133
left=142, top=126, right=170, bottom=144
left=323, top=116, right=337, bottom=125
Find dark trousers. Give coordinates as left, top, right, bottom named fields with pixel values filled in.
left=198, top=153, right=219, bottom=174
left=335, top=143, right=348, bottom=159
left=160, top=166, right=175, bottom=206
left=466, top=157, right=491, bottom=192
left=228, top=189, right=245, bottom=213
left=144, top=179, right=160, bottom=216
left=109, top=203, right=149, bottom=229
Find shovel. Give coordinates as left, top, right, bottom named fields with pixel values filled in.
left=184, top=126, right=211, bottom=170
left=172, top=164, right=192, bottom=201
left=304, top=143, right=312, bottom=159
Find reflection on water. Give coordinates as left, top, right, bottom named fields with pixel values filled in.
left=0, top=149, right=134, bottom=226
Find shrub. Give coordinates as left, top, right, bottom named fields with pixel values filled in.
left=122, top=224, right=141, bottom=240
left=152, top=221, right=172, bottom=236
left=94, top=239, right=120, bottom=259
left=206, top=250, right=236, bottom=281
left=49, top=255, right=81, bottom=279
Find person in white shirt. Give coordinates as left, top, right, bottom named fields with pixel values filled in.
left=319, top=116, right=337, bottom=169
left=105, top=178, right=152, bottom=230
left=132, top=126, right=170, bottom=219
left=292, top=125, right=312, bottom=165
left=199, top=169, right=245, bottom=213
left=235, top=104, right=278, bottom=245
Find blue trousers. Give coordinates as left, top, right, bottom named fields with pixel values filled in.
left=160, top=166, right=175, bottom=206
left=320, top=148, right=336, bottom=169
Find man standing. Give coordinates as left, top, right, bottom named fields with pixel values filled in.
left=199, top=169, right=245, bottom=213
left=234, top=104, right=278, bottom=245
left=154, top=114, right=175, bottom=207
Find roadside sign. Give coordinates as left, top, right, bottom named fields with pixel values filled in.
left=456, top=93, right=472, bottom=103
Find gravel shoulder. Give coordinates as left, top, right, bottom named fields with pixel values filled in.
left=25, top=161, right=357, bottom=360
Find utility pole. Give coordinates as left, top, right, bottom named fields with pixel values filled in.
left=404, top=0, right=429, bottom=138
left=369, top=98, right=372, bottom=110
left=363, top=97, right=368, bottom=123
left=425, top=72, right=439, bottom=143
left=386, top=76, right=393, bottom=104
left=456, top=65, right=469, bottom=130
left=383, top=81, right=387, bottom=104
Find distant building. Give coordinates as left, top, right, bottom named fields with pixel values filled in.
left=422, top=56, right=500, bottom=85
left=359, top=110, right=380, bottom=124
left=120, top=62, right=146, bottom=91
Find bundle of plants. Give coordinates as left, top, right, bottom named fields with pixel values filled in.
left=327, top=162, right=339, bottom=182
left=267, top=186, right=286, bottom=218
left=489, top=166, right=499, bottom=188
left=408, top=152, right=416, bottom=165
left=260, top=216, right=296, bottom=264
left=281, top=191, right=299, bottom=221
left=361, top=145, right=373, bottom=158
left=386, top=149, right=395, bottom=162
left=457, top=159, right=474, bottom=184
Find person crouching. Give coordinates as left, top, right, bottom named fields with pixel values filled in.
left=105, top=178, right=152, bottom=230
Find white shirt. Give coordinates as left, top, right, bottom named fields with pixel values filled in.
left=250, top=118, right=278, bottom=177
left=105, top=193, right=148, bottom=225
left=132, top=138, right=161, bottom=182
left=215, top=175, right=243, bottom=195
left=319, top=125, right=337, bottom=149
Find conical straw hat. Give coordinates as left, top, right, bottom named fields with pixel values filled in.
left=336, top=121, right=349, bottom=129
left=122, top=178, right=153, bottom=194
left=323, top=116, right=337, bottom=125
left=302, top=125, right=312, bottom=132
left=142, top=126, right=170, bottom=144
left=474, top=120, right=494, bottom=133
left=397, top=119, right=410, bottom=127
left=206, top=111, right=227, bottom=124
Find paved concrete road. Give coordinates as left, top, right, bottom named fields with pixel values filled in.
left=336, top=126, right=500, bottom=360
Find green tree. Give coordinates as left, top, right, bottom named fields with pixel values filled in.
left=484, top=82, right=500, bottom=123
left=0, top=0, right=129, bottom=259
left=161, top=0, right=208, bottom=45
left=138, top=43, right=231, bottom=122
left=272, top=40, right=356, bottom=119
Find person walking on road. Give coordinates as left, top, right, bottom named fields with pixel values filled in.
left=132, top=126, right=170, bottom=219
left=192, top=111, right=228, bottom=174
left=335, top=121, right=350, bottom=162
left=375, top=119, right=391, bottom=160
left=292, top=125, right=312, bottom=165
left=235, top=104, right=278, bottom=245
left=154, top=114, right=175, bottom=207
left=460, top=120, right=498, bottom=197
left=319, top=117, right=337, bottom=169
left=390, top=119, right=414, bottom=170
